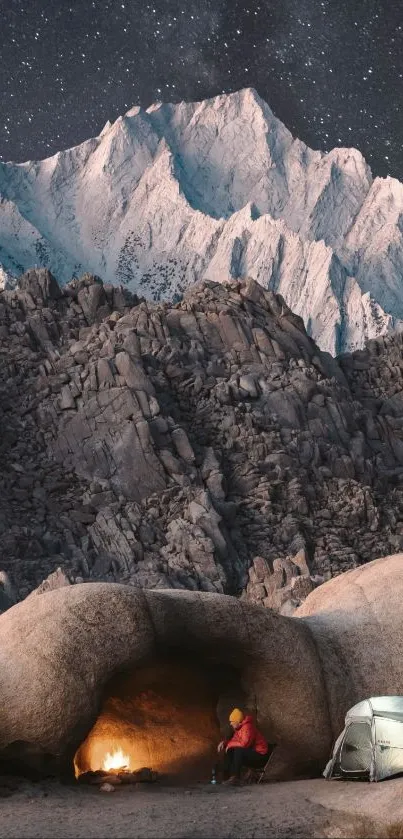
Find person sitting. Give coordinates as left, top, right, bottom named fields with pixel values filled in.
left=217, top=708, right=270, bottom=785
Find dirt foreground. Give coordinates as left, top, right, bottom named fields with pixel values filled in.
left=1, top=776, right=403, bottom=839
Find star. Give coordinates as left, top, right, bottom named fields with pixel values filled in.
left=0, top=0, right=401, bottom=184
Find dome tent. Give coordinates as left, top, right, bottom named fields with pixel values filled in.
left=324, top=697, right=403, bottom=782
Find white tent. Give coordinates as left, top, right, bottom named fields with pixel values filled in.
left=324, top=696, right=403, bottom=782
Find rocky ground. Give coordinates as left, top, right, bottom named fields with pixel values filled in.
left=0, top=777, right=401, bottom=839
left=2, top=269, right=403, bottom=612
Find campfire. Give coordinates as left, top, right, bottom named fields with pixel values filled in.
left=76, top=742, right=157, bottom=788
left=103, top=748, right=130, bottom=774
left=74, top=654, right=225, bottom=785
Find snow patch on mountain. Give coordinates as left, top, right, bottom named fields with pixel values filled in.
left=0, top=264, right=17, bottom=291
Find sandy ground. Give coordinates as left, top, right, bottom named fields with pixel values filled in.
left=1, top=776, right=403, bottom=839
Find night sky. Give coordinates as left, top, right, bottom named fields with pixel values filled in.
left=1, top=0, right=402, bottom=180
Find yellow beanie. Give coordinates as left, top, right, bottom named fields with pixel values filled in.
left=229, top=708, right=244, bottom=725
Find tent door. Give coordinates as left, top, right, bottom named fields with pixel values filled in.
left=339, top=722, right=373, bottom=775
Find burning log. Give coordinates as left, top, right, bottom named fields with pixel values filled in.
left=117, top=768, right=157, bottom=784
left=77, top=767, right=157, bottom=786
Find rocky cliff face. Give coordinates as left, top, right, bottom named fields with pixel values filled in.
left=1, top=88, right=403, bottom=354
left=2, top=269, right=403, bottom=614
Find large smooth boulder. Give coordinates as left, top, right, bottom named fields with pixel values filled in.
left=2, top=554, right=403, bottom=781
left=0, top=584, right=328, bottom=778
left=296, top=552, right=403, bottom=739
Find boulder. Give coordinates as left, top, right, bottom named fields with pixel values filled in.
left=114, top=352, right=154, bottom=395
left=1, top=556, right=403, bottom=781
left=25, top=567, right=72, bottom=598
left=0, top=583, right=329, bottom=780
left=296, top=552, right=403, bottom=739
left=18, top=269, right=61, bottom=307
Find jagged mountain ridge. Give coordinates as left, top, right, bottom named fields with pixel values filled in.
left=3, top=270, right=403, bottom=614
left=1, top=88, right=403, bottom=354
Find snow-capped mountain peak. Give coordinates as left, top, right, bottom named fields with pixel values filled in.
left=0, top=87, right=402, bottom=354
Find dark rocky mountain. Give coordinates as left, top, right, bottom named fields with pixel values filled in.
left=1, top=269, right=403, bottom=614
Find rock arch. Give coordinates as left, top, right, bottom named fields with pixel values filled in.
left=0, top=584, right=330, bottom=780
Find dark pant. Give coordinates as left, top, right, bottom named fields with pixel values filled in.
left=223, top=747, right=268, bottom=779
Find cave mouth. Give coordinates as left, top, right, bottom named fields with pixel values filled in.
left=74, top=650, right=244, bottom=784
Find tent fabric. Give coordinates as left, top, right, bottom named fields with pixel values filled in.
left=346, top=696, right=403, bottom=723
left=324, top=696, right=403, bottom=782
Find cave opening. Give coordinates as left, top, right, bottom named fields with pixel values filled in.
left=74, top=649, right=245, bottom=784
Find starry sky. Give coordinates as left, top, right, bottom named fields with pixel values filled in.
left=1, top=0, right=402, bottom=180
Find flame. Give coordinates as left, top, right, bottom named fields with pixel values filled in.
left=102, top=748, right=131, bottom=773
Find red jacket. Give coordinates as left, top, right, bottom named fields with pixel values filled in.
left=225, top=715, right=268, bottom=755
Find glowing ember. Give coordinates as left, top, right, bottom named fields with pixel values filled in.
left=103, top=748, right=131, bottom=773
